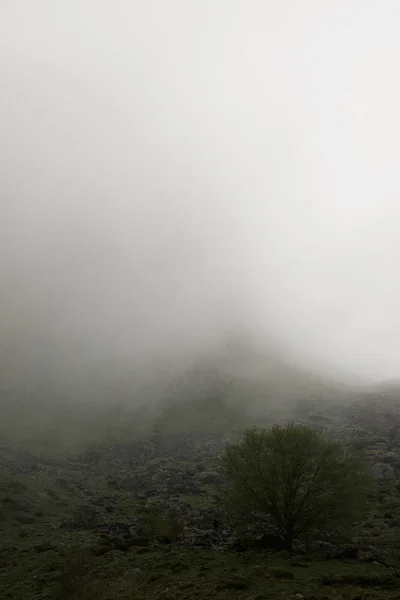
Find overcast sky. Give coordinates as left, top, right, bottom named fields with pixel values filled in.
left=0, top=0, right=399, bottom=383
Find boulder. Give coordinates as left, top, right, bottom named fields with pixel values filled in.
left=370, top=462, right=395, bottom=480
left=196, top=471, right=220, bottom=484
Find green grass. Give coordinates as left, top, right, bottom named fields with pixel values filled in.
left=2, top=477, right=400, bottom=600
left=1, top=394, right=400, bottom=599
left=52, top=548, right=400, bottom=600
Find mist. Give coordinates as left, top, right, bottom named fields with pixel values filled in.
left=1, top=0, right=400, bottom=398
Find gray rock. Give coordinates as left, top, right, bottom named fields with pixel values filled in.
left=370, top=462, right=395, bottom=479
left=382, top=451, right=400, bottom=464
left=128, top=526, right=140, bottom=537
left=196, top=471, right=220, bottom=484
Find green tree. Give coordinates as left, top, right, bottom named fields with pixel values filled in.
left=221, top=424, right=373, bottom=551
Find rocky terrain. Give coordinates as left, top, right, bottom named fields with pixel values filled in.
left=1, top=389, right=400, bottom=599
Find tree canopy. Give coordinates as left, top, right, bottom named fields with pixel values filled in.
left=221, top=424, right=373, bottom=551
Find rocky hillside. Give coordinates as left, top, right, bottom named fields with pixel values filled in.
left=0, top=336, right=363, bottom=452
left=1, top=387, right=400, bottom=599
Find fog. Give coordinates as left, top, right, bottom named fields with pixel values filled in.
left=1, top=0, right=400, bottom=394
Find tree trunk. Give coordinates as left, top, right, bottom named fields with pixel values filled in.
left=283, top=535, right=293, bottom=552
left=283, top=525, right=294, bottom=552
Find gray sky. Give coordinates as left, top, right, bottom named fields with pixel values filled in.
left=0, top=0, right=399, bottom=383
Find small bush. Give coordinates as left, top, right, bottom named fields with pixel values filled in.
left=320, top=571, right=398, bottom=588
left=56, top=478, right=69, bottom=488
left=14, top=513, right=35, bottom=524
left=289, top=559, right=309, bottom=568
left=128, top=536, right=150, bottom=547
left=274, top=549, right=292, bottom=559
left=45, top=487, right=58, bottom=499
left=217, top=576, right=250, bottom=590
left=269, top=568, right=294, bottom=579
left=18, top=529, right=29, bottom=538
left=70, top=505, right=101, bottom=529
left=2, top=497, right=31, bottom=511
left=56, top=548, right=95, bottom=597
left=34, top=541, right=56, bottom=553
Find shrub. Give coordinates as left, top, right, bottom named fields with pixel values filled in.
left=269, top=568, right=294, bottom=579
left=320, top=571, right=399, bottom=588
left=217, top=576, right=250, bottom=590
left=70, top=505, right=101, bottom=529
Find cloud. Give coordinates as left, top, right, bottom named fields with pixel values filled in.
left=0, top=0, right=399, bottom=385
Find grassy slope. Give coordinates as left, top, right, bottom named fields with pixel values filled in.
left=1, top=397, right=400, bottom=599
left=0, top=337, right=362, bottom=453
left=56, top=549, right=400, bottom=600
left=0, top=357, right=398, bottom=599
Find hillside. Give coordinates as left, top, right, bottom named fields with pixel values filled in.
left=1, top=373, right=400, bottom=598
left=0, top=337, right=362, bottom=452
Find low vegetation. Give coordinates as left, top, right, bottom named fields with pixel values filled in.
left=1, top=393, right=400, bottom=599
